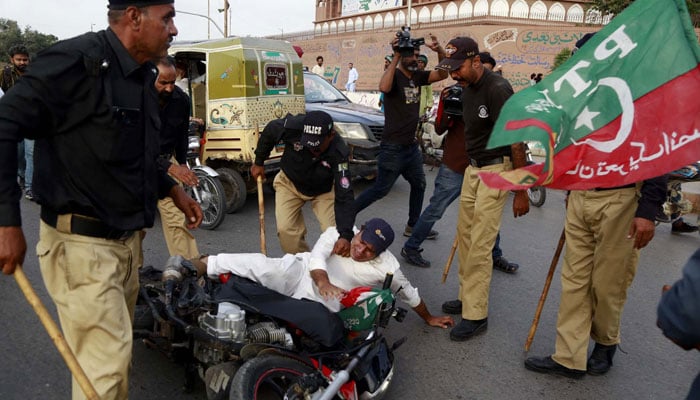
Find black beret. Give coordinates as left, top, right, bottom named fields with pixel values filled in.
left=108, top=0, right=174, bottom=10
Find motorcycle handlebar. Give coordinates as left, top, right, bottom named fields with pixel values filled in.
left=381, top=273, right=393, bottom=290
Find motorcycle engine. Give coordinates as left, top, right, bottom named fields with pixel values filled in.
left=199, top=302, right=247, bottom=342
left=194, top=302, right=294, bottom=365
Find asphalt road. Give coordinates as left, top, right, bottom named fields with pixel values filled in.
left=1, top=168, right=698, bottom=400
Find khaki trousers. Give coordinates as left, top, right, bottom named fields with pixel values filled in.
left=37, top=221, right=141, bottom=400
left=273, top=170, right=335, bottom=254
left=552, top=187, right=640, bottom=370
left=158, top=194, right=199, bottom=259
left=457, top=160, right=511, bottom=320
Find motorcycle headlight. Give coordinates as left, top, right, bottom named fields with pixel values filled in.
left=334, top=122, right=371, bottom=140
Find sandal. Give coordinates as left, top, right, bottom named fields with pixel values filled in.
left=493, top=256, right=519, bottom=274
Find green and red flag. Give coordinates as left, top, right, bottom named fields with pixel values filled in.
left=479, top=0, right=700, bottom=190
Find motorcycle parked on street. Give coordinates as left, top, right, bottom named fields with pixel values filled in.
left=186, top=122, right=226, bottom=230
left=656, top=162, right=700, bottom=228
left=419, top=113, right=546, bottom=208
left=134, top=256, right=407, bottom=400
left=524, top=144, right=546, bottom=208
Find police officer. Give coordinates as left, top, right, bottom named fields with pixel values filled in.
left=0, top=1, right=202, bottom=399
left=251, top=111, right=355, bottom=255
left=155, top=56, right=201, bottom=259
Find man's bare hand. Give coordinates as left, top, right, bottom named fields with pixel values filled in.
left=170, top=186, right=203, bottom=229
left=317, top=281, right=347, bottom=301
left=425, top=33, right=441, bottom=52
left=0, top=226, right=27, bottom=275
left=250, top=164, right=265, bottom=181
left=425, top=315, right=454, bottom=329
left=168, top=164, right=199, bottom=187
left=332, top=238, right=351, bottom=257
left=513, top=190, right=530, bottom=218
left=628, top=217, right=655, bottom=249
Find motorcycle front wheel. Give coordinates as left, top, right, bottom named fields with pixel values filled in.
left=192, top=170, right=227, bottom=230
left=230, top=354, right=317, bottom=400
left=528, top=186, right=546, bottom=208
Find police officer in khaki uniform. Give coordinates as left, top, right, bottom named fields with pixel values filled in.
left=155, top=56, right=200, bottom=259
left=525, top=178, right=666, bottom=378
left=524, top=32, right=668, bottom=379
left=0, top=1, right=202, bottom=399
left=251, top=111, right=355, bottom=256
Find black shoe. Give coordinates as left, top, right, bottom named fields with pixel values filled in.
left=400, top=247, right=431, bottom=268
left=442, top=299, right=462, bottom=314
left=24, top=190, right=34, bottom=201
left=587, top=343, right=617, bottom=375
left=672, top=219, right=698, bottom=234
left=449, top=318, right=487, bottom=341
left=403, top=225, right=438, bottom=239
left=524, top=356, right=585, bottom=379
left=493, top=256, right=519, bottom=274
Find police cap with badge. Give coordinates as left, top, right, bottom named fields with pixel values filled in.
left=108, top=0, right=173, bottom=9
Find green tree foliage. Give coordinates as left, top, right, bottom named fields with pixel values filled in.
left=551, top=47, right=573, bottom=72
left=589, top=0, right=699, bottom=21
left=0, top=18, right=58, bottom=61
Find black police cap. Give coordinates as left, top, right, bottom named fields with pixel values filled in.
left=108, top=0, right=174, bottom=10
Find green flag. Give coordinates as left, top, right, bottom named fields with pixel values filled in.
left=480, top=0, right=700, bottom=190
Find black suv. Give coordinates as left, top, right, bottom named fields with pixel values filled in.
left=304, top=71, right=383, bottom=179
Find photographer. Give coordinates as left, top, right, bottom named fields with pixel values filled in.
left=354, top=29, right=448, bottom=237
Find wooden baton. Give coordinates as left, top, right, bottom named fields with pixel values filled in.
left=257, top=175, right=266, bottom=255
left=524, top=228, right=566, bottom=352
left=441, top=236, right=459, bottom=283
left=14, top=265, right=99, bottom=400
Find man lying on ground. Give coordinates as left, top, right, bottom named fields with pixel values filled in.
left=192, top=218, right=454, bottom=329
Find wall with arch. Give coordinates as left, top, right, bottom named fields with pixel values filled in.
left=314, top=0, right=610, bottom=35
left=298, top=23, right=599, bottom=94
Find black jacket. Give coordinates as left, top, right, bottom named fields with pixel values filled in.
left=254, top=115, right=355, bottom=241
left=0, top=28, right=175, bottom=230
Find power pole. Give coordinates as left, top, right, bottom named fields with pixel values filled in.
left=223, top=0, right=230, bottom=37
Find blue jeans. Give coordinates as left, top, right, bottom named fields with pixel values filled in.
left=17, top=140, right=25, bottom=182
left=404, top=163, right=503, bottom=257
left=354, top=142, right=426, bottom=226
left=24, top=139, right=34, bottom=190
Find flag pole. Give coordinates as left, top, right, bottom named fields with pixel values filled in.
left=524, top=228, right=566, bottom=352
left=14, top=265, right=99, bottom=400
left=255, top=124, right=266, bottom=256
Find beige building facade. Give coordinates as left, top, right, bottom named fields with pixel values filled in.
left=279, top=0, right=606, bottom=92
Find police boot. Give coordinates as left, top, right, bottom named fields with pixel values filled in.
left=587, top=343, right=617, bottom=375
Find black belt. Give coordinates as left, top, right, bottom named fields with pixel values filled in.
left=594, top=183, right=636, bottom=191
left=41, top=207, right=134, bottom=240
left=469, top=156, right=504, bottom=168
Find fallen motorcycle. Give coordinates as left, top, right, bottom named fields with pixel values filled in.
left=134, top=256, right=407, bottom=400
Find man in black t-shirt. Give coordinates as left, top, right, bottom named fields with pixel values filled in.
left=354, top=33, right=448, bottom=237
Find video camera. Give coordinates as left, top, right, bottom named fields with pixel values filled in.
left=443, top=85, right=463, bottom=117
left=395, top=26, right=425, bottom=57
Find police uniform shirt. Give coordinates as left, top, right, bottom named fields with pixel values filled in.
left=254, top=116, right=355, bottom=241
left=461, top=67, right=514, bottom=162
left=0, top=28, right=174, bottom=230
left=158, top=86, right=190, bottom=171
